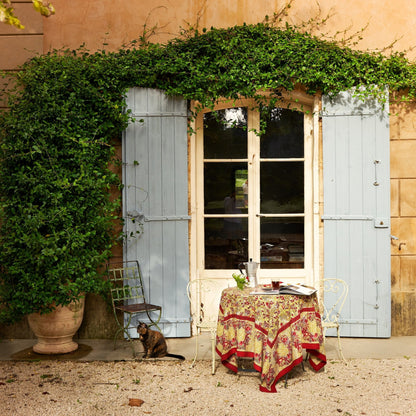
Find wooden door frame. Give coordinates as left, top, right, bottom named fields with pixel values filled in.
left=189, top=92, right=322, bottom=288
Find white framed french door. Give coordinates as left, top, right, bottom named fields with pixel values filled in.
left=192, top=96, right=316, bottom=283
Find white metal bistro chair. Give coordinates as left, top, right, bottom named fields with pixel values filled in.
left=322, top=278, right=349, bottom=363
left=187, top=278, right=223, bottom=375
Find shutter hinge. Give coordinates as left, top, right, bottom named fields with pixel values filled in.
left=144, top=215, right=191, bottom=222
left=321, top=215, right=373, bottom=221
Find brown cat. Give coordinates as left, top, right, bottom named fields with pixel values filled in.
left=137, top=322, right=185, bottom=360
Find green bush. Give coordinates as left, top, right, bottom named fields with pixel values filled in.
left=0, top=52, right=129, bottom=323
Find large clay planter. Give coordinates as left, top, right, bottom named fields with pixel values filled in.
left=27, top=297, right=85, bottom=354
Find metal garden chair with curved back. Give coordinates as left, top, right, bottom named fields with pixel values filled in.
left=322, top=278, right=349, bottom=363
left=187, top=278, right=223, bottom=375
left=107, top=260, right=162, bottom=356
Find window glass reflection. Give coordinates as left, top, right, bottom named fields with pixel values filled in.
left=205, top=218, right=248, bottom=269
left=260, top=162, right=304, bottom=214
left=204, top=108, right=247, bottom=159
left=260, top=218, right=304, bottom=269
left=260, top=107, right=304, bottom=158
left=204, top=163, right=248, bottom=214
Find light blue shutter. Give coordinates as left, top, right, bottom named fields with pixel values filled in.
left=123, top=88, right=190, bottom=337
left=322, top=90, right=391, bottom=338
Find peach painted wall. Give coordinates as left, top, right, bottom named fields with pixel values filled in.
left=42, top=0, right=416, bottom=59
left=390, top=100, right=416, bottom=335
left=0, top=1, right=43, bottom=110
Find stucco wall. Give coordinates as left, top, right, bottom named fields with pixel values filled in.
left=43, top=0, right=416, bottom=58
left=2, top=0, right=416, bottom=337
left=390, top=100, right=416, bottom=335
left=0, top=1, right=43, bottom=111
left=0, top=1, right=43, bottom=66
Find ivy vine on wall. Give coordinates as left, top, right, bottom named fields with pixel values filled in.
left=1, top=21, right=416, bottom=322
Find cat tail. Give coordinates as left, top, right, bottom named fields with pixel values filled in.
left=165, top=353, right=185, bottom=360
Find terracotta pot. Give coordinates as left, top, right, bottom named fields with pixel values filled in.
left=27, top=297, right=85, bottom=354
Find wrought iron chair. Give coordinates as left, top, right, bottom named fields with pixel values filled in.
left=322, top=278, right=349, bottom=363
left=107, top=260, right=162, bottom=356
left=187, top=278, right=223, bottom=375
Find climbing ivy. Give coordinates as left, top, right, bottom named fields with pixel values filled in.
left=113, top=23, right=416, bottom=105
left=1, top=21, right=416, bottom=323
left=0, top=51, right=128, bottom=322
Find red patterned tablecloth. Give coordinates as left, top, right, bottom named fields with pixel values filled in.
left=215, top=287, right=326, bottom=392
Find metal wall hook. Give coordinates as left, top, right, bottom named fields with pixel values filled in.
left=373, top=159, right=380, bottom=186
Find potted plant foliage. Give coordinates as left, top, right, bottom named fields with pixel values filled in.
left=0, top=52, right=129, bottom=353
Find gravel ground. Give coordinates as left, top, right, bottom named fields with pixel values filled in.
left=1, top=357, right=415, bottom=416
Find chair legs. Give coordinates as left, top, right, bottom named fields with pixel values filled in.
left=336, top=326, right=347, bottom=364
left=323, top=326, right=347, bottom=365
left=284, top=372, right=289, bottom=388
left=189, top=331, right=199, bottom=370
left=112, top=308, right=164, bottom=358
left=322, top=328, right=328, bottom=372
left=144, top=309, right=162, bottom=332
left=210, top=330, right=216, bottom=375
left=113, top=312, right=137, bottom=357
left=189, top=329, right=217, bottom=375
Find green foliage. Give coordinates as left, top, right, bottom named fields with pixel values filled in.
left=2, top=21, right=416, bottom=323
left=0, top=0, right=55, bottom=29
left=113, top=23, right=416, bottom=106
left=232, top=273, right=248, bottom=290
left=0, top=51, right=129, bottom=323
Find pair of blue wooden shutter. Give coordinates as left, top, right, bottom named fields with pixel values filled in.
left=122, top=88, right=391, bottom=339
left=322, top=90, right=391, bottom=338
left=122, top=88, right=190, bottom=337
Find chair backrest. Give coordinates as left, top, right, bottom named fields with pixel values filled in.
left=187, top=278, right=224, bottom=331
left=322, top=278, right=349, bottom=325
left=107, top=261, right=147, bottom=306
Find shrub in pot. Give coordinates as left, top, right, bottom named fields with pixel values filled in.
left=0, top=52, right=129, bottom=353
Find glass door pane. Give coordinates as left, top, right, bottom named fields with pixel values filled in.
left=203, top=108, right=248, bottom=269
left=260, top=107, right=304, bottom=158
left=205, top=218, right=248, bottom=269
left=260, top=218, right=304, bottom=269
left=200, top=104, right=306, bottom=272
left=259, top=107, right=305, bottom=269
left=260, top=162, right=304, bottom=214
left=204, top=163, right=248, bottom=215
left=204, top=108, right=247, bottom=158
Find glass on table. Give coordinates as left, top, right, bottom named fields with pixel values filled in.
left=271, top=281, right=281, bottom=290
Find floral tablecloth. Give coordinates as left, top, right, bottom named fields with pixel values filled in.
left=215, top=287, right=326, bottom=392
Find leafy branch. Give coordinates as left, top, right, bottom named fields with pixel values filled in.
left=0, top=0, right=54, bottom=29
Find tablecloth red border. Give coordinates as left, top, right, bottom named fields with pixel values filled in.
left=216, top=302, right=326, bottom=392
